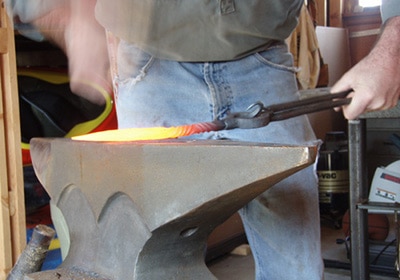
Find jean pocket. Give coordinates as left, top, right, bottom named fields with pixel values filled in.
left=254, top=44, right=297, bottom=73
left=116, top=40, right=155, bottom=82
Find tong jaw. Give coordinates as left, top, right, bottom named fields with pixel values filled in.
left=215, top=102, right=271, bottom=130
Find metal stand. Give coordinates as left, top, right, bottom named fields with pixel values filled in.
left=348, top=119, right=370, bottom=280
left=348, top=104, right=400, bottom=280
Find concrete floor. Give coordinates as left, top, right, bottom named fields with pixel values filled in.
left=209, top=254, right=397, bottom=280
left=207, top=224, right=399, bottom=279
left=208, top=253, right=357, bottom=279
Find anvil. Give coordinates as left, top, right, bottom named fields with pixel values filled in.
left=26, top=138, right=317, bottom=279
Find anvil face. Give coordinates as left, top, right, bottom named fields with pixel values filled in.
left=28, top=138, right=317, bottom=280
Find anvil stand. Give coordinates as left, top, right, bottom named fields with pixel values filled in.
left=26, top=138, right=317, bottom=280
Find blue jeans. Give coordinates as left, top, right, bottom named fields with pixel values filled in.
left=113, top=39, right=324, bottom=279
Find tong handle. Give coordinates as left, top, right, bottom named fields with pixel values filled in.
left=268, top=89, right=352, bottom=122
left=267, top=89, right=352, bottom=111
left=215, top=89, right=352, bottom=130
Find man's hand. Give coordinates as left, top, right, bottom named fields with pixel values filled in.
left=30, top=0, right=111, bottom=105
left=331, top=16, right=400, bottom=120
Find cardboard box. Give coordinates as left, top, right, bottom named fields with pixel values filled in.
left=369, top=166, right=400, bottom=203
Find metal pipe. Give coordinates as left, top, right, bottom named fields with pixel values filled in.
left=348, top=119, right=370, bottom=280
left=7, top=225, right=55, bottom=280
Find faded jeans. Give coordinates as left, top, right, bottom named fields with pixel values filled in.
left=112, top=39, right=324, bottom=280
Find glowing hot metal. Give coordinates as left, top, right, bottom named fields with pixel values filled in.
left=72, top=121, right=224, bottom=142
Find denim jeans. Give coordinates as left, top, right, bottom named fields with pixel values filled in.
left=112, top=39, right=324, bottom=279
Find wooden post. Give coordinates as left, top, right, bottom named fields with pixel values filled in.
left=0, top=0, right=26, bottom=278
left=315, top=0, right=327, bottom=26
left=329, top=0, right=344, bottom=27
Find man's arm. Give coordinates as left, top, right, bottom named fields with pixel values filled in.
left=8, top=0, right=111, bottom=105
left=331, top=0, right=400, bottom=120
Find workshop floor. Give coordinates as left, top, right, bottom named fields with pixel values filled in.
left=208, top=224, right=399, bottom=280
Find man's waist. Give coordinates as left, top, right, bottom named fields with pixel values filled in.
left=133, top=39, right=283, bottom=62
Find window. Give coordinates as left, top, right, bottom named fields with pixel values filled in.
left=359, top=0, right=382, bottom=7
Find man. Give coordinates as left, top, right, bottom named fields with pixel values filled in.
left=7, top=1, right=400, bottom=279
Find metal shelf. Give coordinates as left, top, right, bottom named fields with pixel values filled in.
left=358, top=201, right=400, bottom=212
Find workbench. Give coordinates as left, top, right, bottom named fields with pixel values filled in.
left=348, top=104, right=400, bottom=280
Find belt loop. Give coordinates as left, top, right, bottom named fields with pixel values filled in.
left=220, top=0, right=235, bottom=15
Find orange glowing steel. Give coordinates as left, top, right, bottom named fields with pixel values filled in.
left=71, top=122, right=223, bottom=142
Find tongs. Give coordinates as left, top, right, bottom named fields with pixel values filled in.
left=215, top=89, right=352, bottom=130
left=72, top=89, right=352, bottom=142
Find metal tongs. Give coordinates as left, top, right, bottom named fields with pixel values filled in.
left=215, top=89, right=352, bottom=130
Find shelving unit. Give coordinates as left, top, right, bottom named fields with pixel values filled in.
left=348, top=104, right=400, bottom=279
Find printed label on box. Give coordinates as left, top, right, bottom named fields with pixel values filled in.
left=374, top=187, right=396, bottom=201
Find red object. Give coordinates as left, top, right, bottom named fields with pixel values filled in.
left=26, top=204, right=52, bottom=229
left=89, top=103, right=117, bottom=133
left=19, top=68, right=118, bottom=165
left=342, top=210, right=389, bottom=241
left=22, top=107, right=117, bottom=165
